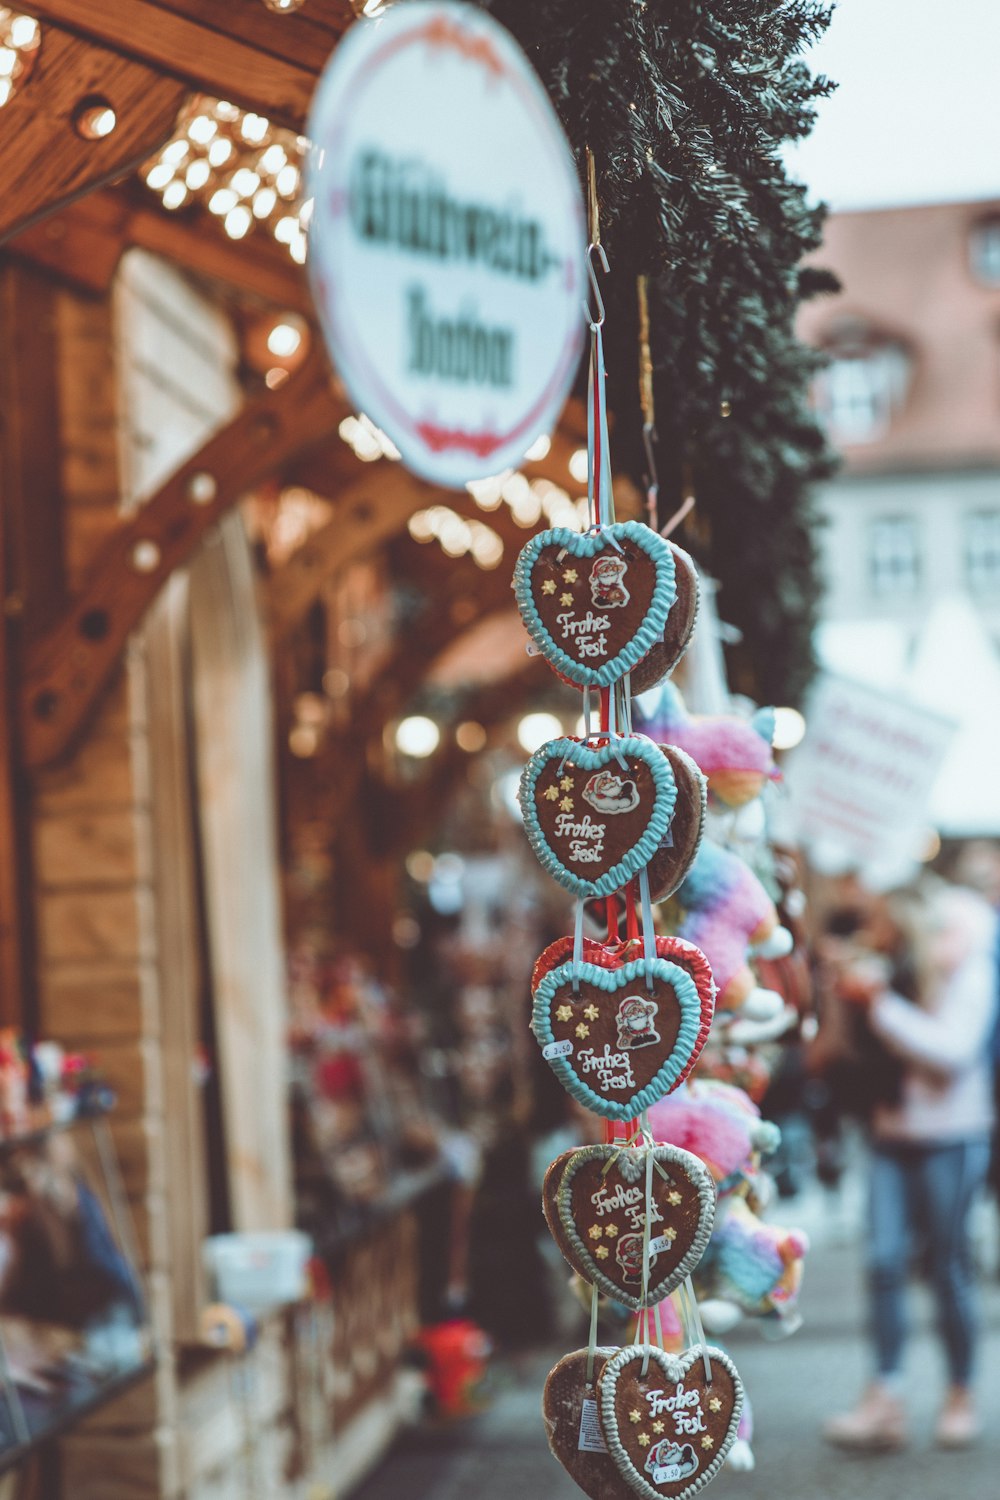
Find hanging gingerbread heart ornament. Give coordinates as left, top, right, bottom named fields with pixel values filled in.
left=520, top=736, right=677, bottom=899
left=630, top=542, right=701, bottom=695
left=647, top=746, right=707, bottom=903
left=598, top=1345, right=744, bottom=1500
left=543, top=1348, right=635, bottom=1500
left=531, top=952, right=712, bottom=1120
left=514, top=521, right=677, bottom=688
left=543, top=1144, right=716, bottom=1310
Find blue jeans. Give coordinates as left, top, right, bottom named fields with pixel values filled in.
left=869, top=1138, right=991, bottom=1386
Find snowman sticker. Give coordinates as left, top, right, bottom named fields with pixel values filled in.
left=583, top=769, right=639, bottom=816
left=615, top=994, right=661, bottom=1050
left=590, top=554, right=630, bottom=609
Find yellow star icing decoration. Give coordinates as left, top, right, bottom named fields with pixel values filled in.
left=701, top=1436, right=714, bottom=1450
left=604, top=1223, right=619, bottom=1237
left=652, top=1422, right=664, bottom=1435
left=664, top=1227, right=677, bottom=1242
left=588, top=1225, right=603, bottom=1240
left=575, top=1023, right=590, bottom=1039
left=595, top=1245, right=609, bottom=1259
left=543, top=786, right=560, bottom=801
left=559, top=776, right=574, bottom=790
left=541, top=579, right=557, bottom=595
left=559, top=796, right=574, bottom=811
left=708, top=1397, right=722, bottom=1412
left=637, top=1433, right=651, bottom=1447
left=629, top=1411, right=642, bottom=1424
left=556, top=1005, right=573, bottom=1022
left=559, top=592, right=574, bottom=606
left=584, top=1004, right=599, bottom=1021
left=563, top=568, right=578, bottom=583
left=667, top=1190, right=682, bottom=1205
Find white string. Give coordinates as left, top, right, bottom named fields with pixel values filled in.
left=585, top=1281, right=600, bottom=1385
left=639, top=867, right=657, bottom=991
left=639, top=1141, right=655, bottom=1376
left=572, top=899, right=585, bottom=994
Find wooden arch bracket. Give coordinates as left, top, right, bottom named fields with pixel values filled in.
left=20, top=348, right=343, bottom=769
left=0, top=23, right=188, bottom=244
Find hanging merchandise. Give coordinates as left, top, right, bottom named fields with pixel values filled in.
left=511, top=147, right=812, bottom=1498
left=512, top=163, right=756, bottom=1500
left=306, top=1, right=586, bottom=486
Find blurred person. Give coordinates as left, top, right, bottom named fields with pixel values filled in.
left=822, top=881, right=997, bottom=1453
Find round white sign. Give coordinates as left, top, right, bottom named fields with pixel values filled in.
left=306, top=2, right=587, bottom=488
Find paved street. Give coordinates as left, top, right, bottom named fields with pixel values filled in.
left=353, top=1183, right=1000, bottom=1500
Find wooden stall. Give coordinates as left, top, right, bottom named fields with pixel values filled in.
left=0, top=5, right=603, bottom=1495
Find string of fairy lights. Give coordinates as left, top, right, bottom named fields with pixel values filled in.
left=0, top=10, right=39, bottom=107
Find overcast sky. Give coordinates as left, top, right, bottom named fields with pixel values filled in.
left=784, top=0, right=1000, bottom=211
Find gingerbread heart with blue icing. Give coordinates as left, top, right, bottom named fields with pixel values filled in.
left=598, top=1344, right=743, bottom=1500
left=531, top=955, right=711, bottom=1120
left=519, top=736, right=677, bottom=899
left=514, top=522, right=677, bottom=688
left=543, top=1144, right=716, bottom=1310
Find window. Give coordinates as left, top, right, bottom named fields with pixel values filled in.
left=870, top=515, right=920, bottom=597
left=964, top=510, right=1000, bottom=591
left=815, top=335, right=910, bottom=446
left=969, top=218, right=1000, bottom=287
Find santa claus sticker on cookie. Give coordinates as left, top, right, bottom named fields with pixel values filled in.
left=590, top=554, right=630, bottom=608
left=615, top=994, right=661, bottom=1050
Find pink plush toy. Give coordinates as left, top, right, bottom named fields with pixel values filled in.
left=662, top=838, right=792, bottom=1015
left=635, top=682, right=779, bottom=809
left=647, top=1078, right=780, bottom=1194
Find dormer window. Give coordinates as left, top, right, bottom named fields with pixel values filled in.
left=814, top=321, right=911, bottom=446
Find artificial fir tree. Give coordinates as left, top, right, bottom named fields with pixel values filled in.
left=478, top=0, right=837, bottom=702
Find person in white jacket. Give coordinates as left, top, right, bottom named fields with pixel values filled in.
left=823, top=881, right=997, bottom=1453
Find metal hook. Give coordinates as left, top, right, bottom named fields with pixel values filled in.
left=583, top=242, right=610, bottom=329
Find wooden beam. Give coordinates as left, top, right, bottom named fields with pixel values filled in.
left=20, top=346, right=345, bottom=769
left=24, top=0, right=353, bottom=129
left=7, top=189, right=312, bottom=313
left=0, top=25, right=187, bottom=243
left=268, top=470, right=542, bottom=642
left=0, top=264, right=67, bottom=637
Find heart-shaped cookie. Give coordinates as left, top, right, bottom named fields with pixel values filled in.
left=543, top=1348, right=633, bottom=1500
left=531, top=956, right=712, bottom=1119
left=542, top=1145, right=716, bottom=1310
left=514, top=522, right=677, bottom=689
left=630, top=543, right=700, bottom=695
left=532, top=935, right=715, bottom=1041
left=598, top=1345, right=743, bottom=1500
left=520, top=736, right=677, bottom=899
left=647, top=746, right=706, bottom=904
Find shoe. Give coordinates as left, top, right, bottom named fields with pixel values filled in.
left=935, top=1389, right=979, bottom=1449
left=823, top=1384, right=907, bottom=1452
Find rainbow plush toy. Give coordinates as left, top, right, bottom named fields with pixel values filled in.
left=661, top=839, right=792, bottom=1018
left=635, top=682, right=779, bottom=810
left=696, top=1195, right=809, bottom=1340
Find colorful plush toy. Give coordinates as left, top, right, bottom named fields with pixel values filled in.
left=647, top=1078, right=780, bottom=1196
left=696, top=1195, right=809, bottom=1340
left=634, top=682, right=779, bottom=810
left=660, top=839, right=792, bottom=1018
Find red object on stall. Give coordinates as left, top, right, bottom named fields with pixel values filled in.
left=414, top=1319, right=492, bottom=1417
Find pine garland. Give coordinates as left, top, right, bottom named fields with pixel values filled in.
left=476, top=0, right=838, bottom=702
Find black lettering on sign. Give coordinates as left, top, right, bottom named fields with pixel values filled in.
left=350, top=150, right=561, bottom=282
left=407, top=287, right=514, bottom=387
